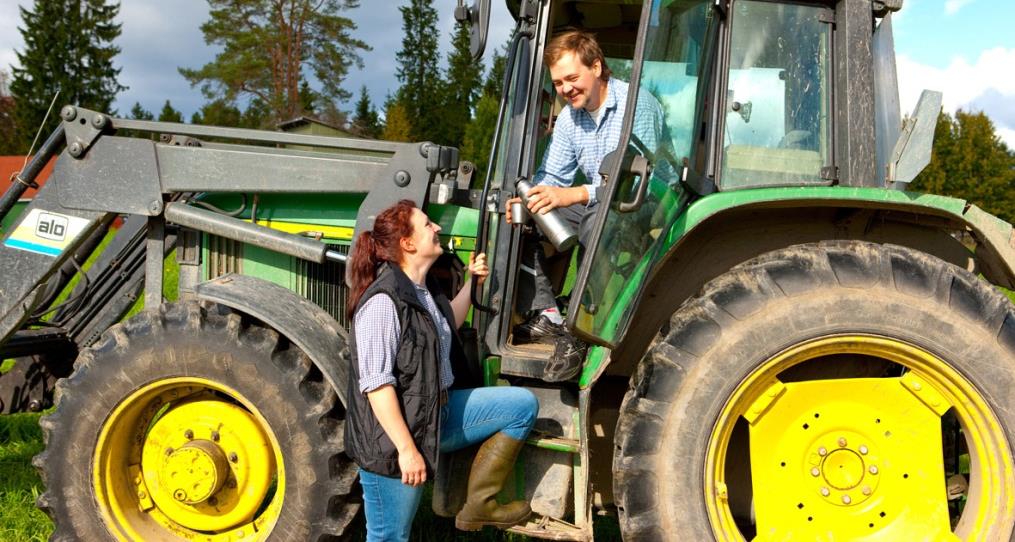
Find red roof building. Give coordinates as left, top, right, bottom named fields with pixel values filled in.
left=0, top=155, right=55, bottom=199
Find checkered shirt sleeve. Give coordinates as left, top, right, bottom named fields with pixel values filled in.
left=354, top=294, right=400, bottom=393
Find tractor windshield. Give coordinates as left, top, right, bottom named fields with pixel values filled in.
left=569, top=0, right=716, bottom=346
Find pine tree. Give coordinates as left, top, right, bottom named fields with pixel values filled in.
left=157, top=100, right=184, bottom=123
left=483, top=44, right=508, bottom=99
left=10, top=0, right=126, bottom=153
left=393, top=0, right=442, bottom=142
left=351, top=86, right=381, bottom=138
left=911, top=109, right=1015, bottom=223
left=460, top=42, right=510, bottom=186
left=441, top=20, right=484, bottom=148
left=180, top=0, right=369, bottom=126
left=129, top=102, right=154, bottom=120
left=190, top=99, right=243, bottom=127
left=382, top=98, right=413, bottom=142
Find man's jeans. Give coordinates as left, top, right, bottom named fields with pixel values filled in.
left=359, top=386, right=538, bottom=542
left=516, top=201, right=599, bottom=314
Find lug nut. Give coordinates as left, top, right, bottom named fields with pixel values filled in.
left=184, top=429, right=194, bottom=439
left=869, top=465, right=879, bottom=475
left=862, top=486, right=872, bottom=496
left=211, top=430, right=220, bottom=442
left=842, top=495, right=851, bottom=504
left=838, top=437, right=847, bottom=447
left=820, top=487, right=830, bottom=497
left=859, top=445, right=868, bottom=455
left=810, top=467, right=820, bottom=477
left=165, top=447, right=174, bottom=456
left=174, top=489, right=187, bottom=502
left=229, top=452, right=239, bottom=463
left=818, top=446, right=827, bottom=456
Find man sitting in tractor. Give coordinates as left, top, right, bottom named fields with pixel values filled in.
left=507, top=29, right=664, bottom=381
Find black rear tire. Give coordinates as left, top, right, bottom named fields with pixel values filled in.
left=613, top=241, right=1015, bottom=540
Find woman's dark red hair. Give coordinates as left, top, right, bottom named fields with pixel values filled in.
left=347, top=199, right=417, bottom=318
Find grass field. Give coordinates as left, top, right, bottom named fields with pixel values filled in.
left=0, top=413, right=50, bottom=541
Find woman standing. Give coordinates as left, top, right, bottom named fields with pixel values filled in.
left=344, top=200, right=539, bottom=541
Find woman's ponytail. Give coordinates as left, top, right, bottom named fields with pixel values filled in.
left=346, top=200, right=418, bottom=319
left=347, top=230, right=379, bottom=318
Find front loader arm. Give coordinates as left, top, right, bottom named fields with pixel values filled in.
left=0, top=105, right=470, bottom=346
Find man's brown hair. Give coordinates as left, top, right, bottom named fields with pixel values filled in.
left=544, top=29, right=612, bottom=81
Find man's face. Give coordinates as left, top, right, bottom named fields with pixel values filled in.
left=549, top=51, right=603, bottom=111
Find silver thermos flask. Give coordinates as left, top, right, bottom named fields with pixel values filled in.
left=515, top=179, right=578, bottom=251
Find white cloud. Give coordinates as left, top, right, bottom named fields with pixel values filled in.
left=897, top=47, right=1015, bottom=147
left=944, top=0, right=975, bottom=15
left=999, top=127, right=1015, bottom=148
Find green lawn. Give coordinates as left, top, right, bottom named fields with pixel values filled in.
left=0, top=413, right=50, bottom=541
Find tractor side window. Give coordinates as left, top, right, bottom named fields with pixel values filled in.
left=719, top=0, right=832, bottom=190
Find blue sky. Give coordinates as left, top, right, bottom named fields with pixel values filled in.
left=0, top=0, right=1012, bottom=146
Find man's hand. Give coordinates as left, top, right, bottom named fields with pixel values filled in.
left=398, top=445, right=428, bottom=486
left=525, top=185, right=588, bottom=215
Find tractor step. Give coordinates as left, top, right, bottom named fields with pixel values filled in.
left=507, top=516, right=590, bottom=541
left=527, top=433, right=580, bottom=454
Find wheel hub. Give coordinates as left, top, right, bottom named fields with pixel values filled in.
left=139, top=396, right=277, bottom=532
left=162, top=440, right=230, bottom=504
left=805, top=430, right=882, bottom=507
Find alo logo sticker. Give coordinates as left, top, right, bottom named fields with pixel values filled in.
left=4, top=208, right=92, bottom=257
left=35, top=212, right=68, bottom=241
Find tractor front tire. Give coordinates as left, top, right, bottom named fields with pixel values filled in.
left=614, top=241, right=1015, bottom=541
left=35, top=301, right=359, bottom=541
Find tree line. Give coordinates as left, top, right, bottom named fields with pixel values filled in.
left=0, top=0, right=1011, bottom=209
left=0, top=0, right=505, bottom=174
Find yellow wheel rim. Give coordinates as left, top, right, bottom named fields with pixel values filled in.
left=93, top=378, right=285, bottom=541
left=705, top=335, right=1015, bottom=541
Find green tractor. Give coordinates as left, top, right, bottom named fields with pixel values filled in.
left=2, top=0, right=1013, bottom=540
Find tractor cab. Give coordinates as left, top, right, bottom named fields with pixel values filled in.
left=462, top=0, right=923, bottom=371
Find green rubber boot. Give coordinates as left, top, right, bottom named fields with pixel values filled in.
left=454, top=432, right=532, bottom=531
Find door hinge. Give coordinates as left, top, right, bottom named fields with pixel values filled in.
left=820, top=166, right=839, bottom=181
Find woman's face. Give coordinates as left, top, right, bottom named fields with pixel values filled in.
left=404, top=208, right=443, bottom=261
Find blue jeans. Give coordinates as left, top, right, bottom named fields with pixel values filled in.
left=360, top=386, right=538, bottom=542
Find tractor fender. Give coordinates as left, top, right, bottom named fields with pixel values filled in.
left=194, top=273, right=350, bottom=406
left=603, top=190, right=1015, bottom=381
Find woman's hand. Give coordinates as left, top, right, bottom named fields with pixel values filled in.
left=467, top=252, right=489, bottom=286
left=398, top=445, right=428, bottom=486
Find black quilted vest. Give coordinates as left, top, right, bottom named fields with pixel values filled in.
left=344, top=263, right=479, bottom=477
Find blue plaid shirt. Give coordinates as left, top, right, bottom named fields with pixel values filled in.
left=533, top=77, right=664, bottom=204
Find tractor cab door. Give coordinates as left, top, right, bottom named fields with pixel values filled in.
left=567, top=0, right=718, bottom=347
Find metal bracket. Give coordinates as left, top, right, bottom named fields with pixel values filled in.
left=61, top=105, right=110, bottom=159
left=821, top=166, right=839, bottom=181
